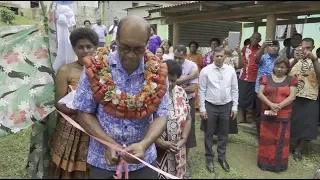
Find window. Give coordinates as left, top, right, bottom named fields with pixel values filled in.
left=276, top=24, right=303, bottom=40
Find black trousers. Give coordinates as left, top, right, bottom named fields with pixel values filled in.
left=186, top=97, right=197, bottom=148
left=204, top=101, right=232, bottom=161
left=89, top=161, right=158, bottom=179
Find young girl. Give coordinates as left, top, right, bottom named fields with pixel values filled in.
left=155, top=46, right=164, bottom=61
left=48, top=28, right=99, bottom=179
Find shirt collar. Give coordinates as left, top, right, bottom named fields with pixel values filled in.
left=265, top=53, right=280, bottom=60
left=212, top=63, right=226, bottom=69
left=109, top=52, right=145, bottom=75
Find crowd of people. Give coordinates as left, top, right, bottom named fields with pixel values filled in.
left=19, top=14, right=320, bottom=179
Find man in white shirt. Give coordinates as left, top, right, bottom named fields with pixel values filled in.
left=91, top=19, right=107, bottom=47
left=108, top=17, right=119, bottom=41
left=173, top=44, right=199, bottom=178
left=199, top=46, right=238, bottom=173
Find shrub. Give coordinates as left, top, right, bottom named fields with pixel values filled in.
left=0, top=7, right=15, bottom=24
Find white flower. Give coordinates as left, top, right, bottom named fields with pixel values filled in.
left=8, top=83, right=17, bottom=91
left=26, top=37, right=34, bottom=43
left=25, top=110, right=34, bottom=119
left=29, top=89, right=37, bottom=97
left=22, top=76, right=31, bottom=85
left=38, top=76, right=46, bottom=84
left=11, top=128, right=21, bottom=133
left=18, top=101, right=29, bottom=111
left=13, top=44, right=24, bottom=54
left=0, top=98, right=8, bottom=107
left=41, top=44, right=47, bottom=49
left=34, top=62, right=42, bottom=69
left=3, top=67, right=13, bottom=74
left=35, top=144, right=42, bottom=152
left=36, top=171, right=43, bottom=179
left=44, top=106, right=53, bottom=112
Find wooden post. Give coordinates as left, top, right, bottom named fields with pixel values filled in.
left=254, top=22, right=259, bottom=32
left=173, top=23, right=180, bottom=46
left=266, top=14, right=276, bottom=40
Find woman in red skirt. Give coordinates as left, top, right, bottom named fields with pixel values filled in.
left=257, top=58, right=298, bottom=172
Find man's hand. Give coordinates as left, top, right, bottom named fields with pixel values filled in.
left=305, top=51, right=318, bottom=62
left=223, top=38, right=229, bottom=47
left=121, top=142, right=146, bottom=164
left=262, top=39, right=273, bottom=48
left=158, top=140, right=177, bottom=152
left=174, top=138, right=186, bottom=150
left=230, top=111, right=237, bottom=120
left=234, top=45, right=241, bottom=55
left=200, top=112, right=208, bottom=120
left=104, top=144, right=122, bottom=166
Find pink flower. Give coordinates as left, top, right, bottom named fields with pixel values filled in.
left=34, top=48, right=49, bottom=59
left=9, top=111, right=26, bottom=125
left=37, top=107, right=47, bottom=118
left=4, top=52, right=19, bottom=64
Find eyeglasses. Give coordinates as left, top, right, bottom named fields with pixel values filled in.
left=117, top=43, right=146, bottom=55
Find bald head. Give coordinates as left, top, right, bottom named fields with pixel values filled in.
left=116, top=15, right=150, bottom=42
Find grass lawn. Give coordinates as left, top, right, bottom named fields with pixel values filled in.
left=0, top=15, right=36, bottom=26
left=0, top=117, right=319, bottom=179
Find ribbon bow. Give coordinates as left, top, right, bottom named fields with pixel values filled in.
left=57, top=110, right=179, bottom=179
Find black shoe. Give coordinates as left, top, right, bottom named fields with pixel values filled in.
left=218, top=159, right=230, bottom=172
left=293, top=150, right=302, bottom=162
left=206, top=160, right=215, bottom=173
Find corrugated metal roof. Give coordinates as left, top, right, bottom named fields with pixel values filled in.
left=148, top=1, right=201, bottom=11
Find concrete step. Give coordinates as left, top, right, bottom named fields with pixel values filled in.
left=238, top=123, right=320, bottom=153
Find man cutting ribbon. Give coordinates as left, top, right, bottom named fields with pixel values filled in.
left=72, top=15, right=169, bottom=179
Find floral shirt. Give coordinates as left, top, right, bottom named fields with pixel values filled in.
left=289, top=58, right=319, bottom=100
left=255, top=53, right=279, bottom=93
left=73, top=52, right=169, bottom=172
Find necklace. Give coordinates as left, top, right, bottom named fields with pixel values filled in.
left=83, top=49, right=168, bottom=120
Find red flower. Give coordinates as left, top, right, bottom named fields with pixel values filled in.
left=9, top=111, right=26, bottom=125
left=34, top=48, right=49, bottom=59
left=176, top=97, right=184, bottom=107
left=4, top=52, right=19, bottom=64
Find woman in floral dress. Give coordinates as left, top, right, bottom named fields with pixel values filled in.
left=48, top=28, right=99, bottom=178
left=156, top=60, right=192, bottom=179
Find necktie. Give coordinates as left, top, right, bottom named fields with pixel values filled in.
left=217, top=68, right=226, bottom=101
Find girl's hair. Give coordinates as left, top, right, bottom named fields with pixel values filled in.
left=273, top=58, right=290, bottom=75
left=188, top=40, right=199, bottom=49
left=165, top=60, right=182, bottom=78
left=70, top=28, right=99, bottom=48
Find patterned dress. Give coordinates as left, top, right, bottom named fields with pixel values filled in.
left=257, top=75, right=298, bottom=172
left=48, top=79, right=90, bottom=179
left=156, top=86, right=190, bottom=179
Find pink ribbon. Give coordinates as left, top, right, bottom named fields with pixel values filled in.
left=57, top=110, right=180, bottom=179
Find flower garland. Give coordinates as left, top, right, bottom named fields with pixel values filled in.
left=83, top=49, right=168, bottom=120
